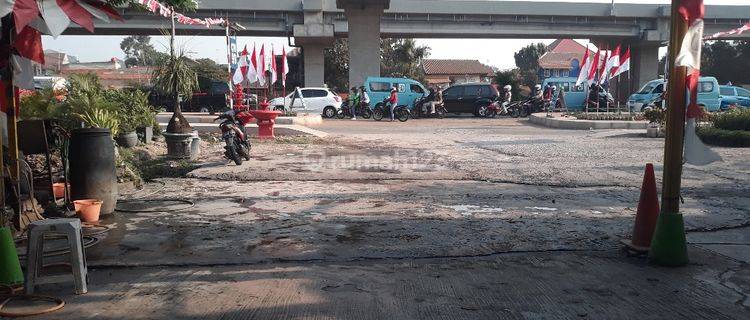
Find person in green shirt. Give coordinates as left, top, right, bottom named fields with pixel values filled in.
left=349, top=87, right=360, bottom=120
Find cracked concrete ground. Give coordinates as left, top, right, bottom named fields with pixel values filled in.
left=21, top=117, right=749, bottom=319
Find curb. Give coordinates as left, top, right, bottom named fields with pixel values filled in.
left=157, top=123, right=329, bottom=138
left=528, top=113, right=648, bottom=130
left=156, top=113, right=323, bottom=126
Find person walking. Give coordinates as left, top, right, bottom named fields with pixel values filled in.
left=388, top=87, right=398, bottom=121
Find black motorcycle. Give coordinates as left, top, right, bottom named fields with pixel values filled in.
left=373, top=98, right=410, bottom=122
left=337, top=101, right=373, bottom=119
left=215, top=113, right=251, bottom=165
left=411, top=96, right=446, bottom=119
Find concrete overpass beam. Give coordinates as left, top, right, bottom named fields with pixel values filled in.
left=337, top=0, right=390, bottom=87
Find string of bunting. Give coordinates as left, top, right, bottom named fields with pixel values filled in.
left=704, top=21, right=750, bottom=40
left=135, top=0, right=225, bottom=28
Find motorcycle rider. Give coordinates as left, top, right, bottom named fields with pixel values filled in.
left=501, top=84, right=512, bottom=114
left=387, top=87, right=398, bottom=121
left=434, top=86, right=444, bottom=114
left=349, top=87, right=360, bottom=120
left=359, top=86, right=370, bottom=116
left=423, top=88, right=436, bottom=114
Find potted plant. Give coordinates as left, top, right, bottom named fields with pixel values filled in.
left=644, top=108, right=665, bottom=138
left=152, top=52, right=200, bottom=158
left=103, top=89, right=139, bottom=148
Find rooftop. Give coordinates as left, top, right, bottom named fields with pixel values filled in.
left=422, top=59, right=494, bottom=76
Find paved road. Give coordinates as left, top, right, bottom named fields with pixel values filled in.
left=27, top=117, right=749, bottom=319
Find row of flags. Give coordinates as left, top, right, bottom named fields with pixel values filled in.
left=232, top=44, right=289, bottom=87
left=0, top=0, right=123, bottom=90
left=134, top=0, right=225, bottom=28
left=574, top=44, right=631, bottom=87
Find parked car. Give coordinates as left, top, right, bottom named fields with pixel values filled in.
left=189, top=80, right=232, bottom=113
left=364, top=77, right=428, bottom=111
left=151, top=80, right=233, bottom=113
left=441, top=83, right=499, bottom=116
left=719, top=85, right=750, bottom=110
left=541, top=77, right=588, bottom=111
left=628, top=77, right=722, bottom=112
left=268, top=87, right=342, bottom=118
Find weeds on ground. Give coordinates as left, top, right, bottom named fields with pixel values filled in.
left=118, top=146, right=200, bottom=181
left=254, top=136, right=330, bottom=145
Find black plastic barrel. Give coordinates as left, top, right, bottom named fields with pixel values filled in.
left=68, top=128, right=118, bottom=215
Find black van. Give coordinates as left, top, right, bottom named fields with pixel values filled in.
left=442, top=83, right=499, bottom=116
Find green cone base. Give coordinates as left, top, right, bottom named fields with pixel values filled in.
left=649, top=212, right=689, bottom=267
left=0, top=227, right=24, bottom=286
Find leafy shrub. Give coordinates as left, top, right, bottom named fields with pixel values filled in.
left=712, top=108, right=750, bottom=131
left=643, top=108, right=665, bottom=125
left=696, top=127, right=750, bottom=147
left=20, top=88, right=63, bottom=120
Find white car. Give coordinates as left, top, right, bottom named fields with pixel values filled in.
left=268, top=87, right=342, bottom=118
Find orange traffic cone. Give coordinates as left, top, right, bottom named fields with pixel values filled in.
left=622, top=163, right=660, bottom=253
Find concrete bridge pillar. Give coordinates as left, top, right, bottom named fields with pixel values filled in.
left=337, top=0, right=390, bottom=87
left=630, top=42, right=661, bottom=92
left=294, top=0, right=335, bottom=87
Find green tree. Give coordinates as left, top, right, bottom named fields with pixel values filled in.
left=380, top=38, right=430, bottom=82
left=513, top=43, right=547, bottom=86
left=701, top=40, right=750, bottom=85
left=120, top=35, right=167, bottom=67
left=494, top=69, right=522, bottom=101
left=324, top=39, right=349, bottom=91
left=323, top=38, right=431, bottom=91
left=134, top=0, right=198, bottom=133
left=191, top=58, right=229, bottom=91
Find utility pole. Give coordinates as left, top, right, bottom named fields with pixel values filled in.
left=648, top=0, right=690, bottom=267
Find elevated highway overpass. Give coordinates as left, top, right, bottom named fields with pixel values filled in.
left=71, top=0, right=750, bottom=89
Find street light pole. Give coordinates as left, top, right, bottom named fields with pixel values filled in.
left=649, top=0, right=690, bottom=267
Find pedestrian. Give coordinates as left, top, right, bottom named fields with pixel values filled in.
left=388, top=87, right=398, bottom=121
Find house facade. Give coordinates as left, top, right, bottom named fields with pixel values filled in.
left=422, top=59, right=494, bottom=87
left=538, top=39, right=592, bottom=80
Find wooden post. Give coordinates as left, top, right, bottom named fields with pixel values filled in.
left=648, top=0, right=690, bottom=267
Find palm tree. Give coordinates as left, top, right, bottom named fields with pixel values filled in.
left=146, top=0, right=198, bottom=134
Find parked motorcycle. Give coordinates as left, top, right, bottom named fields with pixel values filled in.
left=372, top=98, right=410, bottom=122
left=215, top=112, right=252, bottom=165
left=411, top=96, right=446, bottom=119
left=337, top=101, right=373, bottom=119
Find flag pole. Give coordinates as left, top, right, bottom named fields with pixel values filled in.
left=649, top=0, right=690, bottom=267
left=225, top=17, right=233, bottom=110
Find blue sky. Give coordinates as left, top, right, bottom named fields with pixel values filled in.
left=42, top=0, right=741, bottom=70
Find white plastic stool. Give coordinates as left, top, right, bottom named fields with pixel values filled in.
left=25, top=218, right=88, bottom=294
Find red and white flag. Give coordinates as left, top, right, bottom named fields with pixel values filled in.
left=602, top=44, right=621, bottom=83
left=575, top=45, right=591, bottom=87
left=246, top=44, right=258, bottom=83
left=597, top=49, right=609, bottom=83
left=586, top=49, right=600, bottom=82
left=611, top=47, right=631, bottom=78
left=269, top=45, right=278, bottom=85
left=257, top=44, right=267, bottom=86
left=677, top=0, right=721, bottom=166
left=281, top=47, right=289, bottom=86
left=232, top=45, right=249, bottom=85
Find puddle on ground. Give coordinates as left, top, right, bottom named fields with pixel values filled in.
left=443, top=204, right=505, bottom=216
left=525, top=207, right=558, bottom=211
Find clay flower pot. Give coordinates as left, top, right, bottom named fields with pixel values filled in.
left=73, top=199, right=103, bottom=222
left=52, top=182, right=69, bottom=199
